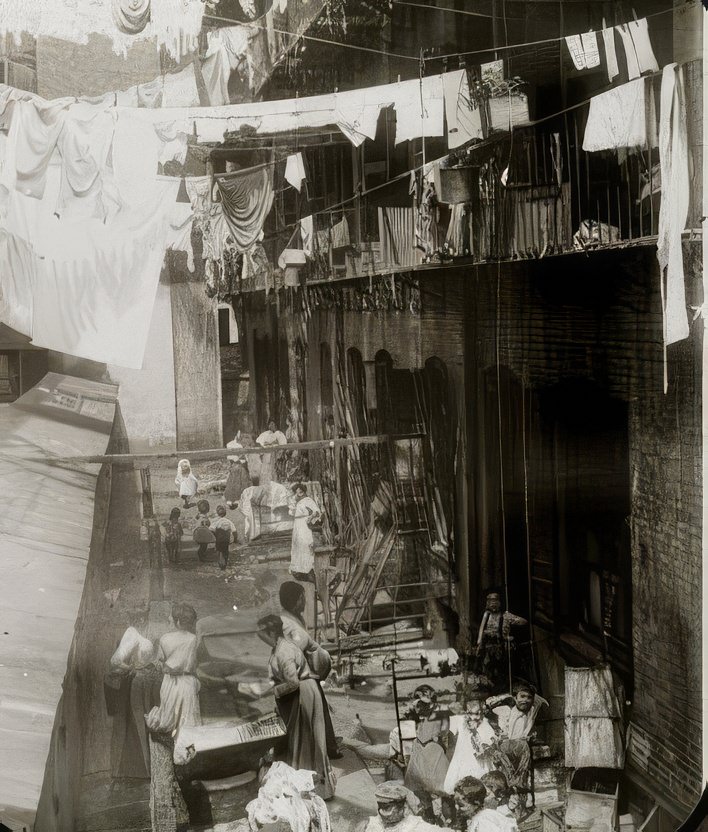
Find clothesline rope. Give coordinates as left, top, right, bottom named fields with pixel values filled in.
left=432, top=4, right=676, bottom=62
left=204, top=3, right=678, bottom=66
left=203, top=13, right=420, bottom=62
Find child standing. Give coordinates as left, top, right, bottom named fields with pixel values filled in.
left=193, top=520, right=215, bottom=563
left=175, top=459, right=198, bottom=509
left=163, top=507, right=184, bottom=564
left=211, top=504, right=237, bottom=570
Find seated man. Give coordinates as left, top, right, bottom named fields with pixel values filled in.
left=486, top=683, right=548, bottom=795
left=359, top=781, right=451, bottom=832
left=453, top=777, right=519, bottom=832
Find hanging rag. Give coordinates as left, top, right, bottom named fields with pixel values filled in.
left=657, top=63, right=690, bottom=347
left=442, top=68, right=483, bottom=149
left=564, top=665, right=625, bottom=769
left=215, top=165, right=274, bottom=253
left=162, top=62, right=201, bottom=107
left=626, top=17, right=659, bottom=74
left=330, top=215, right=350, bottom=249
left=582, top=78, right=647, bottom=152
left=112, top=0, right=151, bottom=34
left=580, top=31, right=601, bottom=69
left=615, top=23, right=641, bottom=80
left=285, top=152, right=306, bottom=191
left=166, top=201, right=195, bottom=272
left=55, top=103, right=116, bottom=222
left=300, top=215, right=313, bottom=257
left=565, top=35, right=587, bottom=70
left=334, top=102, right=381, bottom=147
left=136, top=77, right=164, bottom=108
left=602, top=21, right=619, bottom=82
left=378, top=207, right=417, bottom=267
left=394, top=74, right=445, bottom=144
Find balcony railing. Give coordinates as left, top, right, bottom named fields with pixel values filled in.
left=298, top=79, right=668, bottom=284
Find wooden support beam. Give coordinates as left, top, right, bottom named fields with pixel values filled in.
left=37, top=433, right=425, bottom=466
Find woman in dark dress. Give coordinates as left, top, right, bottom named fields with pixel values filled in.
left=257, top=614, right=336, bottom=800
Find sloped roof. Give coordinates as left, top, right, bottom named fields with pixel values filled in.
left=0, top=373, right=117, bottom=822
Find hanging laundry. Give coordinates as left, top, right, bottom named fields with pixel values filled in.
left=442, top=68, right=482, bottom=149
left=615, top=23, right=641, bottom=80
left=565, top=665, right=625, bottom=769
left=626, top=17, right=659, bottom=74
left=284, top=152, right=306, bottom=191
left=657, top=63, right=690, bottom=346
left=2, top=97, right=71, bottom=198
left=330, top=215, right=350, bottom=249
left=55, top=103, right=116, bottom=222
left=162, top=62, right=201, bottom=108
left=137, top=77, right=164, bottom=108
left=300, top=215, right=314, bottom=257
left=378, top=207, right=417, bottom=267
left=581, top=31, right=601, bottom=69
left=166, top=201, right=196, bottom=273
left=155, top=122, right=189, bottom=167
left=1, top=160, right=180, bottom=368
left=334, top=102, right=380, bottom=147
left=394, top=74, right=445, bottom=145
left=112, top=0, right=151, bottom=35
left=215, top=165, right=274, bottom=253
left=582, top=78, right=648, bottom=152
left=602, top=23, right=620, bottom=82
left=112, top=112, right=162, bottom=206
left=201, top=25, right=255, bottom=106
left=565, top=35, right=587, bottom=70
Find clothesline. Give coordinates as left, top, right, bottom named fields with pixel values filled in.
left=433, top=3, right=675, bottom=62
left=204, top=12, right=420, bottom=62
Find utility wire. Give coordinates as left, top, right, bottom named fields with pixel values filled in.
left=432, top=3, right=675, bottom=61
left=204, top=13, right=419, bottom=61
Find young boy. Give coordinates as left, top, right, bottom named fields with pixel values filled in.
left=163, top=507, right=183, bottom=564
left=211, top=504, right=237, bottom=570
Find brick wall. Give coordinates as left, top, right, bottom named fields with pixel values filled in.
left=627, top=323, right=703, bottom=812
left=462, top=243, right=703, bottom=809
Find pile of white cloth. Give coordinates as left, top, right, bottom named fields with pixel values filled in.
left=246, top=763, right=331, bottom=832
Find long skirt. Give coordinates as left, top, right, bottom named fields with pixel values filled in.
left=145, top=674, right=201, bottom=736
left=224, top=461, right=251, bottom=504
left=276, top=679, right=336, bottom=800
left=107, top=667, right=161, bottom=779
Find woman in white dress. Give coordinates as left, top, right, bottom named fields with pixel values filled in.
left=256, top=419, right=287, bottom=485
left=145, top=603, right=201, bottom=737
left=289, top=483, right=321, bottom=578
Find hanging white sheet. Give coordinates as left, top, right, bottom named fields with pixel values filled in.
left=443, top=69, right=483, bottom=149
left=657, top=63, right=690, bottom=346
left=582, top=78, right=648, bottom=152
left=564, top=665, right=625, bottom=769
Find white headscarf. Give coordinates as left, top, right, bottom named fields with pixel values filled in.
left=176, top=458, right=191, bottom=478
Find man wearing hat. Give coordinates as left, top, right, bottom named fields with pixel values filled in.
left=358, top=781, right=451, bottom=832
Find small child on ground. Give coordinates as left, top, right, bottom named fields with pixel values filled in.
left=196, top=499, right=211, bottom=524
left=175, top=459, right=198, bottom=509
left=163, top=507, right=183, bottom=564
left=211, top=504, right=237, bottom=570
left=193, top=519, right=215, bottom=562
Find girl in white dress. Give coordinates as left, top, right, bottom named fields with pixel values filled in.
left=145, top=603, right=201, bottom=737
left=174, top=459, right=198, bottom=509
left=443, top=700, right=498, bottom=794
left=288, top=483, right=321, bottom=577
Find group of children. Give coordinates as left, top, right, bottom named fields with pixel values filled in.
left=395, top=681, right=547, bottom=829
left=165, top=459, right=238, bottom=570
